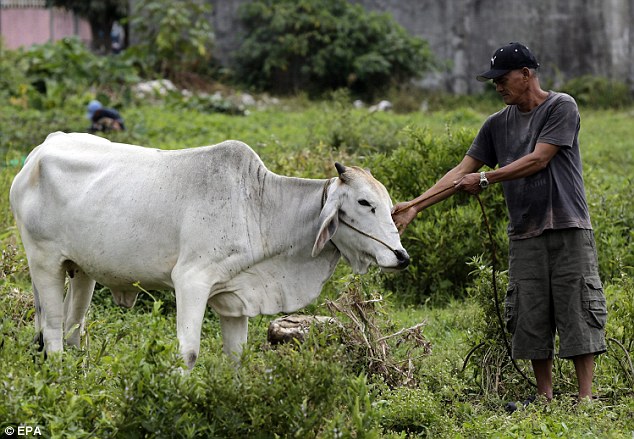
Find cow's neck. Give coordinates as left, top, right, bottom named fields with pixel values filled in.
left=260, top=174, right=338, bottom=261
left=224, top=173, right=341, bottom=315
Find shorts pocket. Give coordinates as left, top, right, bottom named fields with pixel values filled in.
left=582, top=276, right=607, bottom=329
left=504, top=283, right=519, bottom=333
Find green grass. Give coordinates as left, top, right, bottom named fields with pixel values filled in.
left=1, top=99, right=633, bottom=437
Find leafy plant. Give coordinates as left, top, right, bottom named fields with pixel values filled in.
left=375, top=386, right=449, bottom=436
left=126, top=0, right=215, bottom=81
left=604, top=273, right=634, bottom=392
left=15, top=37, right=138, bottom=109
left=235, top=0, right=434, bottom=97
left=305, top=90, right=408, bottom=156
left=561, top=75, right=633, bottom=109
left=364, top=123, right=509, bottom=304
left=587, top=177, right=634, bottom=280
left=0, top=40, right=28, bottom=102
left=462, top=258, right=536, bottom=398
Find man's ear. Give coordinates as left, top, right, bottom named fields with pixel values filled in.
left=312, top=196, right=340, bottom=257
left=522, top=67, right=531, bottom=80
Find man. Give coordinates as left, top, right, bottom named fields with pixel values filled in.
left=392, top=42, right=607, bottom=404
left=87, top=100, right=126, bottom=133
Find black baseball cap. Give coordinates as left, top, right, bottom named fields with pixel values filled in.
left=476, top=42, right=539, bottom=82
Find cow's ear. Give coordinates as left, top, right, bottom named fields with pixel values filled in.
left=312, top=197, right=340, bottom=257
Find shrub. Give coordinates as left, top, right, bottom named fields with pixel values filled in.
left=0, top=105, right=94, bottom=163
left=234, top=0, right=434, bottom=97
left=126, top=0, right=215, bottom=81
left=102, top=303, right=384, bottom=437
left=306, top=90, right=408, bottom=155
left=365, top=123, right=508, bottom=304
left=0, top=40, right=28, bottom=102
left=461, top=259, right=536, bottom=399
left=375, top=386, right=449, bottom=437
left=11, top=37, right=138, bottom=109
left=561, top=75, right=633, bottom=109
left=587, top=178, right=634, bottom=280
left=603, top=273, right=634, bottom=393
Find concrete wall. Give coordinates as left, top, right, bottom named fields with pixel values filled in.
left=0, top=5, right=91, bottom=49
left=354, top=0, right=634, bottom=93
left=208, top=0, right=634, bottom=93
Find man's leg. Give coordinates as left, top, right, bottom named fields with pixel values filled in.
left=572, top=353, right=594, bottom=399
left=531, top=358, right=554, bottom=400
left=551, top=231, right=604, bottom=401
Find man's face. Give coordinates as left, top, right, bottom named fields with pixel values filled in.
left=492, top=69, right=529, bottom=106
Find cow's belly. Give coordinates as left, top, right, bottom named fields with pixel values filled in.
left=61, top=224, right=178, bottom=291
left=66, top=257, right=175, bottom=292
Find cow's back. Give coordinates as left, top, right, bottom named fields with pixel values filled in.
left=11, top=132, right=180, bottom=243
left=10, top=132, right=266, bottom=290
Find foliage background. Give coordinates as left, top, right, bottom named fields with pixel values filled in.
left=0, top=13, right=633, bottom=438
left=234, top=0, right=434, bottom=97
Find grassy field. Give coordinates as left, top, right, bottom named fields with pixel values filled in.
left=1, top=99, right=633, bottom=438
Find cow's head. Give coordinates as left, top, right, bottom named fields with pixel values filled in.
left=312, top=163, right=409, bottom=274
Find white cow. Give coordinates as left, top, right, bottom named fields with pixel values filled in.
left=10, top=132, right=409, bottom=368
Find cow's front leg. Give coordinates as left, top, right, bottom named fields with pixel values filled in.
left=219, top=315, right=248, bottom=362
left=174, top=282, right=209, bottom=370
left=29, top=264, right=65, bottom=353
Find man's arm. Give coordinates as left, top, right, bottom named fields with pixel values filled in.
left=392, top=155, right=484, bottom=233
left=455, top=142, right=559, bottom=194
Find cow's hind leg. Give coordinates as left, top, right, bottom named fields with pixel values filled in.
left=29, top=262, right=66, bottom=354
left=32, top=282, right=43, bottom=350
left=63, top=266, right=96, bottom=347
left=219, top=315, right=248, bottom=363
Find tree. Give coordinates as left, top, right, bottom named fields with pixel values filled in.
left=235, top=0, right=434, bottom=97
left=126, top=0, right=215, bottom=81
left=46, top=0, right=129, bottom=53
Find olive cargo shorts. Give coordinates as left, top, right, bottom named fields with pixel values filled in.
left=505, top=229, right=607, bottom=359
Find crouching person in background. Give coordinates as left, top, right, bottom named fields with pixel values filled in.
left=87, top=100, right=125, bottom=133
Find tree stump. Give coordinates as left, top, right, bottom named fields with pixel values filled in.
left=267, top=315, right=337, bottom=345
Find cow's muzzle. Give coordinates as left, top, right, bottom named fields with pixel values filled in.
left=393, top=249, right=410, bottom=269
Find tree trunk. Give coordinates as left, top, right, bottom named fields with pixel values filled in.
left=89, top=18, right=114, bottom=54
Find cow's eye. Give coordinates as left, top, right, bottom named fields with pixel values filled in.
left=358, top=199, right=375, bottom=214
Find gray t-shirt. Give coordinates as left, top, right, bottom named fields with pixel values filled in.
left=467, top=91, right=592, bottom=240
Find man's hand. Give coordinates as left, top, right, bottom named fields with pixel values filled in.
left=390, top=155, right=486, bottom=235
left=392, top=202, right=418, bottom=235
left=454, top=173, right=483, bottom=195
